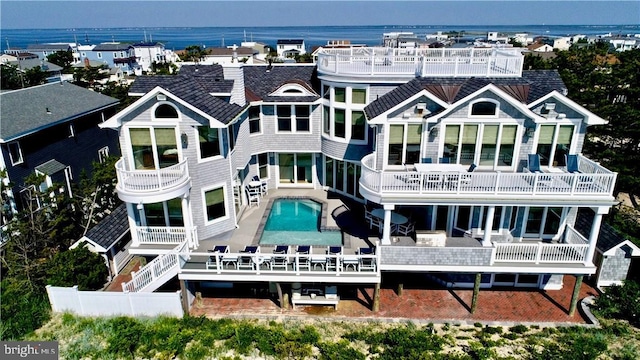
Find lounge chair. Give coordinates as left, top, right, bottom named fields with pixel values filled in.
left=527, top=154, right=542, bottom=173
left=565, top=154, right=581, bottom=173
left=295, top=245, right=311, bottom=271
left=271, top=245, right=289, bottom=270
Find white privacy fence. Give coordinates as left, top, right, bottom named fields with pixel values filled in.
left=46, top=285, right=183, bottom=317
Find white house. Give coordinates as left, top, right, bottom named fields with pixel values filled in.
left=277, top=39, right=306, bottom=59
left=100, top=44, right=621, bottom=314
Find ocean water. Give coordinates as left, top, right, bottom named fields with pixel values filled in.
left=2, top=24, right=638, bottom=52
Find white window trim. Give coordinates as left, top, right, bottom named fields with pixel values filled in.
left=195, top=126, right=224, bottom=163
left=522, top=206, right=567, bottom=239
left=98, top=146, right=110, bottom=163
left=248, top=106, right=263, bottom=136
left=201, top=183, right=230, bottom=226
left=151, top=101, right=182, bottom=121
left=532, top=121, right=578, bottom=170
left=468, top=99, right=500, bottom=118
left=321, top=84, right=369, bottom=144
left=8, top=142, right=24, bottom=165
left=477, top=206, right=504, bottom=235
left=384, top=122, right=425, bottom=169
left=124, top=125, right=181, bottom=170
left=256, top=153, right=270, bottom=180
left=438, top=121, right=521, bottom=170
left=275, top=104, right=312, bottom=134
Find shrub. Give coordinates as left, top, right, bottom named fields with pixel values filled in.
left=0, top=279, right=50, bottom=340
left=317, top=340, right=366, bottom=360
left=509, top=324, right=529, bottom=334
left=105, top=317, right=145, bottom=358
left=594, top=280, right=640, bottom=326
left=46, top=244, right=109, bottom=290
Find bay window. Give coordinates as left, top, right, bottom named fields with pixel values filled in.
left=351, top=111, right=366, bottom=141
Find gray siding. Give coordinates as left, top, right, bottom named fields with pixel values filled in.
left=599, top=248, right=633, bottom=284
left=381, top=246, right=493, bottom=266
left=223, top=65, right=247, bottom=106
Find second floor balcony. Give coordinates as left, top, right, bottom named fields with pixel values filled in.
left=317, top=47, right=524, bottom=79
left=115, top=158, right=191, bottom=203
left=359, top=153, right=617, bottom=205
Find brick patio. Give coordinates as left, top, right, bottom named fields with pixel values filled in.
left=190, top=275, right=600, bottom=324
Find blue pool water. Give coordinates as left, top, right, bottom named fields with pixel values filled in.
left=259, top=198, right=342, bottom=246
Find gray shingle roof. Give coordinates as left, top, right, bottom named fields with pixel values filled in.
left=92, top=43, right=134, bottom=51
left=243, top=65, right=319, bottom=103
left=35, top=159, right=67, bottom=175
left=128, top=65, right=242, bottom=124
left=0, top=82, right=119, bottom=142
left=27, top=44, right=72, bottom=51
left=84, top=204, right=129, bottom=251
left=277, top=39, right=304, bottom=45
left=575, top=208, right=627, bottom=253
left=364, top=70, right=567, bottom=119
left=8, top=59, right=62, bottom=72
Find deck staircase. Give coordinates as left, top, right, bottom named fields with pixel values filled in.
left=121, top=242, right=188, bottom=293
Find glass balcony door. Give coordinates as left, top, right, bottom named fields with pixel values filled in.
left=129, top=127, right=179, bottom=170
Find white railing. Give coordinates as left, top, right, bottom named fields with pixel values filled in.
left=122, top=242, right=187, bottom=292
left=492, top=242, right=589, bottom=264
left=134, top=226, right=198, bottom=249
left=115, top=158, right=189, bottom=193
left=317, top=47, right=523, bottom=78
left=359, top=154, right=616, bottom=198
left=564, top=225, right=589, bottom=245
left=196, top=250, right=381, bottom=277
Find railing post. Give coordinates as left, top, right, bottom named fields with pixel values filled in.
left=535, top=243, right=543, bottom=264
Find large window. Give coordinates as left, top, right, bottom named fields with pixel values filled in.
left=525, top=207, right=563, bottom=238
left=198, top=126, right=221, bottom=159
left=444, top=123, right=517, bottom=167
left=334, top=87, right=346, bottom=102
left=278, top=153, right=312, bottom=184
left=277, top=105, right=292, bottom=132
left=143, top=199, right=184, bottom=227
left=351, top=111, right=366, bottom=141
left=257, top=153, right=269, bottom=179
left=388, top=124, right=422, bottom=166
left=537, top=125, right=574, bottom=166
left=352, top=88, right=367, bottom=104
left=277, top=105, right=310, bottom=133
left=248, top=106, right=261, bottom=134
left=204, top=186, right=226, bottom=222
left=129, top=127, right=178, bottom=169
left=334, top=109, right=346, bottom=138
left=295, top=105, right=310, bottom=132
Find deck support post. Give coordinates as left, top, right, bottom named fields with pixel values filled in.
left=179, top=280, right=190, bottom=316
left=569, top=275, right=583, bottom=316
left=275, top=282, right=286, bottom=309
left=397, top=283, right=403, bottom=296
left=372, top=283, right=381, bottom=312
left=471, top=273, right=481, bottom=313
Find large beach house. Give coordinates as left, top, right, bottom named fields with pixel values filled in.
left=102, top=46, right=618, bottom=311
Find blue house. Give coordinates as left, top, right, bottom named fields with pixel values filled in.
left=85, top=43, right=139, bottom=75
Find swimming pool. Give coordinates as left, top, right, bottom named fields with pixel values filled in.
left=259, top=198, right=342, bottom=246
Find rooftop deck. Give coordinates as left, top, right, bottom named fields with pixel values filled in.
left=317, top=47, right=524, bottom=79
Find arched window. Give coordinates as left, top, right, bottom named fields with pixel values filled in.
left=155, top=104, right=179, bottom=118
left=471, top=101, right=497, bottom=116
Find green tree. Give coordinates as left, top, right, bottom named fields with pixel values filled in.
left=23, top=66, right=47, bottom=86
left=73, top=64, right=108, bottom=88
left=179, top=45, right=206, bottom=62
left=1, top=64, right=24, bottom=89
left=46, top=244, right=109, bottom=290
left=46, top=50, right=74, bottom=73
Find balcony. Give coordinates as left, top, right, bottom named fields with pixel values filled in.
left=359, top=153, right=616, bottom=205
left=115, top=158, right=191, bottom=203
left=131, top=226, right=199, bottom=251
left=317, top=47, right=524, bottom=79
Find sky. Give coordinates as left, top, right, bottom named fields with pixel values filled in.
left=1, top=0, right=638, bottom=29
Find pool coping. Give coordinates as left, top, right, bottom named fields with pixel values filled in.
left=252, top=196, right=342, bottom=246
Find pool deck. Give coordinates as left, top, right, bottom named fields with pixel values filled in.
left=196, top=189, right=378, bottom=255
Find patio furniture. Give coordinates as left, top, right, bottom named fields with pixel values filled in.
left=395, top=221, right=415, bottom=236
left=327, top=246, right=342, bottom=271
left=271, top=245, right=289, bottom=270
left=295, top=245, right=311, bottom=271
left=565, top=154, right=581, bottom=173
left=245, top=186, right=261, bottom=207
left=206, top=245, right=230, bottom=269
left=238, top=246, right=259, bottom=270
left=527, top=154, right=542, bottom=173
left=358, top=247, right=376, bottom=272
left=251, top=175, right=269, bottom=196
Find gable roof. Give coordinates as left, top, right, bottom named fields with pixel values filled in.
left=78, top=203, right=129, bottom=252
left=243, top=65, right=319, bottom=103
left=364, top=70, right=567, bottom=119
left=125, top=65, right=243, bottom=125
left=0, top=82, right=119, bottom=142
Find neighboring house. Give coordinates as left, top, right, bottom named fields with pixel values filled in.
left=606, top=36, right=638, bottom=51
left=553, top=37, right=573, bottom=51
left=527, top=42, right=554, bottom=52
left=86, top=43, right=139, bottom=75
left=26, top=43, right=74, bottom=60
left=277, top=39, right=306, bottom=58
left=0, top=52, right=39, bottom=63
left=199, top=46, right=257, bottom=65
left=102, top=45, right=619, bottom=314
left=133, top=42, right=168, bottom=73
left=487, top=32, right=509, bottom=43
left=7, top=58, right=63, bottom=83
left=0, top=82, right=120, bottom=222
left=512, top=33, right=533, bottom=46
left=70, top=203, right=132, bottom=279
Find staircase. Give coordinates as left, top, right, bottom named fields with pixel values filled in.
left=121, top=242, right=187, bottom=293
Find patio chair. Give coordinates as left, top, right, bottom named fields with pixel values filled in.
left=439, top=157, right=451, bottom=164
left=207, top=245, right=230, bottom=269
left=358, top=247, right=377, bottom=272
left=295, top=245, right=311, bottom=271
left=326, top=246, right=343, bottom=271
left=271, top=245, right=289, bottom=270
left=527, top=154, right=542, bottom=173
left=395, top=221, right=415, bottom=236
left=252, top=175, right=269, bottom=196
left=245, top=186, right=260, bottom=207
left=238, top=246, right=259, bottom=270
left=565, top=154, right=581, bottom=173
